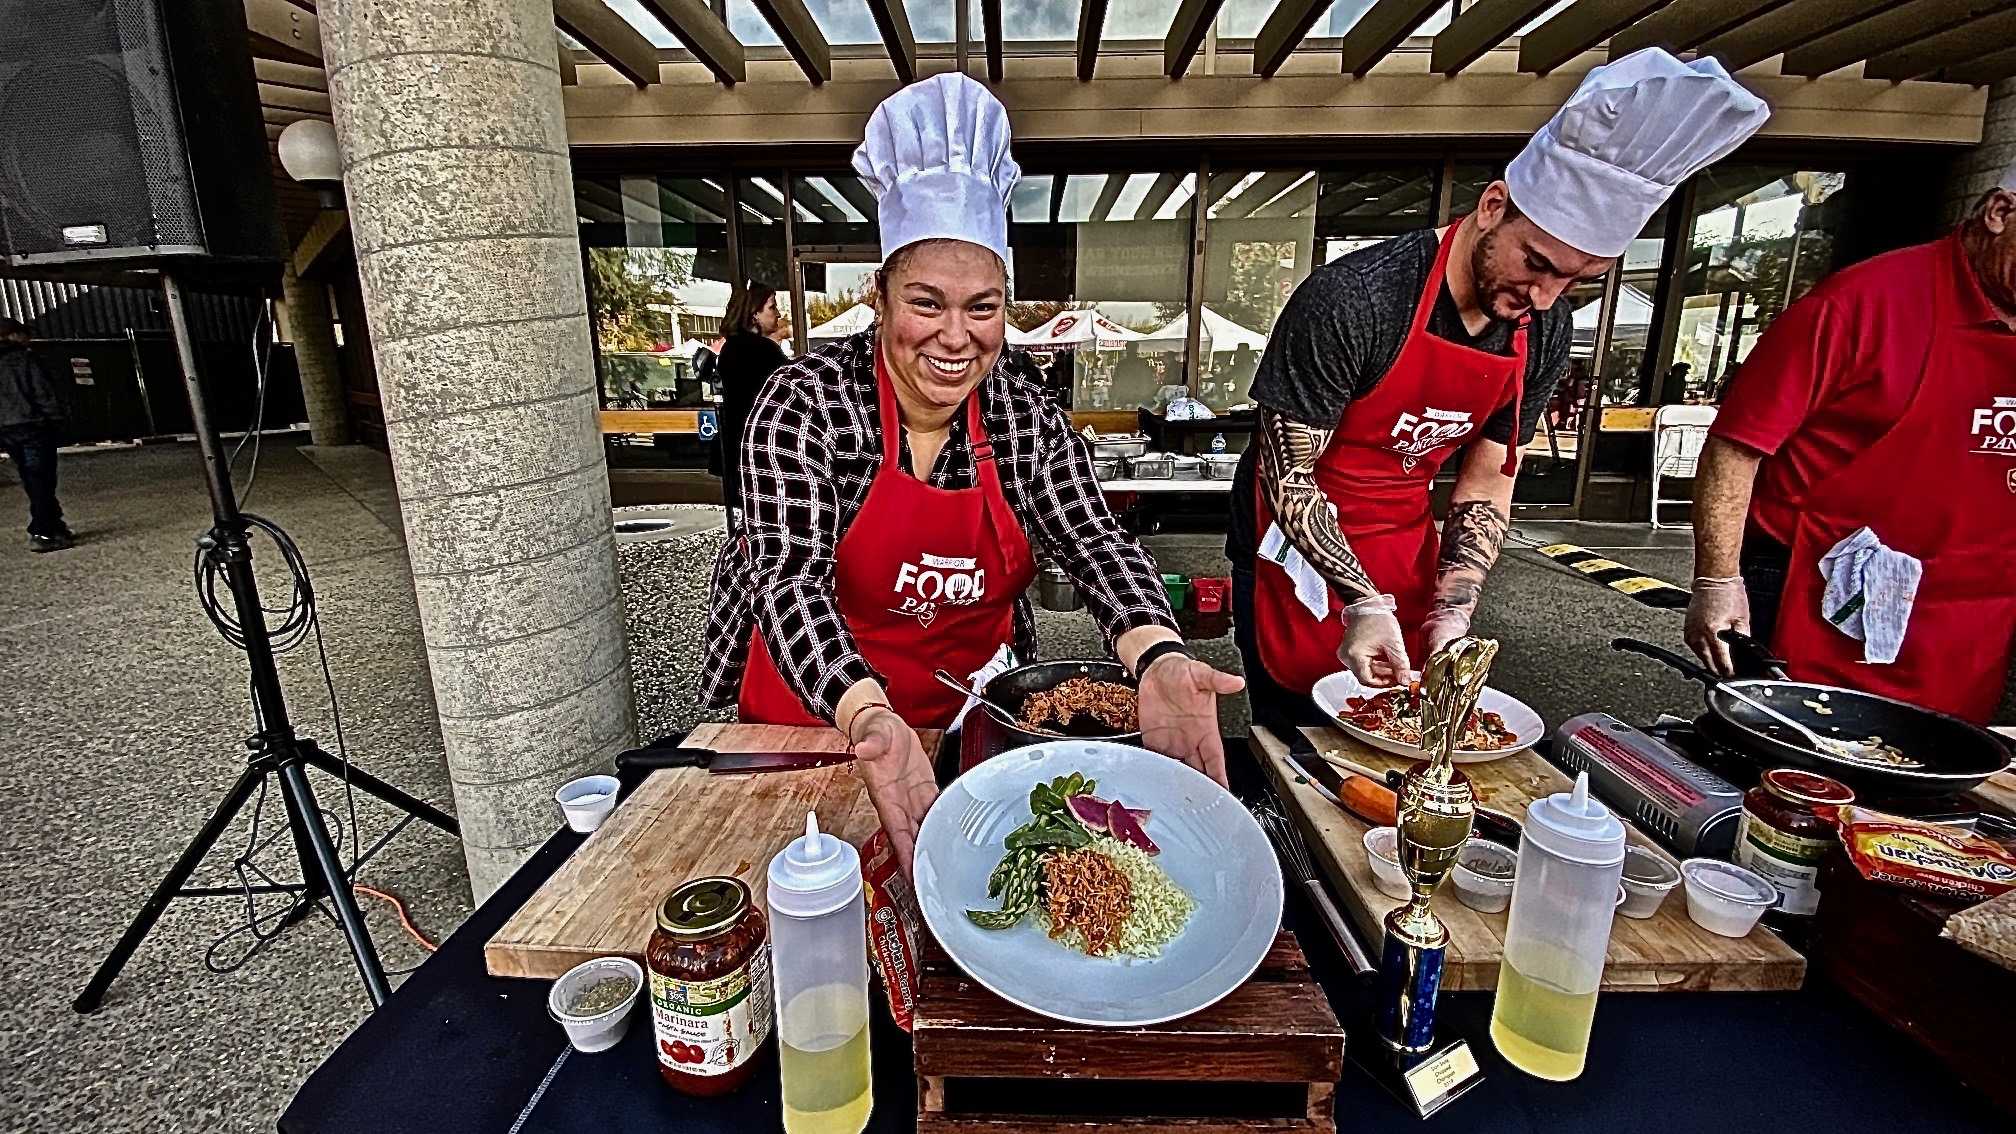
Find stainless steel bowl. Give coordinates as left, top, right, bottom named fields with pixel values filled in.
left=1090, top=433, right=1150, bottom=460
left=1128, top=452, right=1174, bottom=479
left=1170, top=455, right=1205, bottom=481
left=1202, top=453, right=1241, bottom=480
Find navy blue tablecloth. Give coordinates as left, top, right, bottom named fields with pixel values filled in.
left=281, top=751, right=2006, bottom=1134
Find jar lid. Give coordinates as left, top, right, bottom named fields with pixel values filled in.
left=1760, top=768, right=1856, bottom=807
left=657, top=877, right=750, bottom=939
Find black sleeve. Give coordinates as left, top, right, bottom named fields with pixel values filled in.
left=1249, top=262, right=1378, bottom=428
left=27, top=354, right=67, bottom=422
left=1482, top=307, right=1572, bottom=446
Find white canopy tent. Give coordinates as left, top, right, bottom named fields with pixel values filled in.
left=1009, top=307, right=1146, bottom=348
left=1141, top=306, right=1268, bottom=353
left=808, top=303, right=877, bottom=339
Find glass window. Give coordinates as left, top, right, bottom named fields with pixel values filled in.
left=736, top=178, right=792, bottom=344
left=909, top=0, right=956, bottom=42
left=606, top=0, right=684, bottom=47
left=1673, top=166, right=1849, bottom=404
left=1004, top=171, right=1196, bottom=412
left=1447, top=162, right=1499, bottom=220
left=577, top=175, right=738, bottom=468
left=1217, top=1, right=1454, bottom=40
left=730, top=0, right=886, bottom=46
left=979, top=0, right=1078, bottom=40
left=1316, top=163, right=1440, bottom=262
left=788, top=173, right=880, bottom=249
left=1197, top=169, right=1318, bottom=410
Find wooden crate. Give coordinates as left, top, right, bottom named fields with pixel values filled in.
left=913, top=932, right=1344, bottom=1134
left=1252, top=725, right=1807, bottom=992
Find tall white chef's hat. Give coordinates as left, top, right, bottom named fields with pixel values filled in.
left=1506, top=48, right=1770, bottom=258
left=852, top=73, right=1021, bottom=265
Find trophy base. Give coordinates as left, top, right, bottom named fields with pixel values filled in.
left=1354, top=1033, right=1486, bottom=1119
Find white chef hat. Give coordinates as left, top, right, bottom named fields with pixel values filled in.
left=852, top=73, right=1021, bottom=265
left=1506, top=48, right=1770, bottom=258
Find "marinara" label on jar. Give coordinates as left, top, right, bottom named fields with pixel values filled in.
left=649, top=942, right=774, bottom=1076
left=1736, top=813, right=1829, bottom=915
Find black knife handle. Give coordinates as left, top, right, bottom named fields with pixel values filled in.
left=614, top=746, right=711, bottom=794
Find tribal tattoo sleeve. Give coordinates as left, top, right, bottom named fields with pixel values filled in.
left=1430, top=499, right=1510, bottom=620
left=1257, top=409, right=1380, bottom=605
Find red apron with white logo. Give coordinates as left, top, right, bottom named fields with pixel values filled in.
left=1768, top=246, right=2016, bottom=723
left=738, top=349, right=1036, bottom=729
left=1253, top=223, right=1525, bottom=695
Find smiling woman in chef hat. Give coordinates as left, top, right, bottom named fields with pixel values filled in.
left=699, top=74, right=1244, bottom=873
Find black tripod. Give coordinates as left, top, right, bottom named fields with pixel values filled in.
left=73, top=274, right=460, bottom=1014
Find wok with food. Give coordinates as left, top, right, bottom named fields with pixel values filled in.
left=958, top=659, right=1143, bottom=769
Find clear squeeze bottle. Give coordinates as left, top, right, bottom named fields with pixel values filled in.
left=1489, top=772, right=1625, bottom=1081
left=768, top=811, right=873, bottom=1134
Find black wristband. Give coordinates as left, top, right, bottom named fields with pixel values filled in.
left=1132, top=640, right=1193, bottom=681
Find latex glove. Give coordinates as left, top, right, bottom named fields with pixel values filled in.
left=848, top=707, right=940, bottom=878
left=1338, top=595, right=1410, bottom=687
left=1137, top=652, right=1245, bottom=789
left=1419, top=608, right=1473, bottom=659
left=1685, top=576, right=1751, bottom=677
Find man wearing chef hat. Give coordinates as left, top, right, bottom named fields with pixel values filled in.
left=1684, top=159, right=2016, bottom=724
left=1230, top=49, right=1770, bottom=720
left=702, top=74, right=1243, bottom=873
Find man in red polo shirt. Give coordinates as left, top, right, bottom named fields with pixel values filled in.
left=1685, top=162, right=2016, bottom=723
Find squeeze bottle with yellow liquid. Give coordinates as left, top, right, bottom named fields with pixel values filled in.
left=768, top=811, right=873, bottom=1134
left=1489, top=772, right=1624, bottom=1082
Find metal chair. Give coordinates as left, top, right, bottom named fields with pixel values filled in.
left=1650, top=404, right=1718, bottom=529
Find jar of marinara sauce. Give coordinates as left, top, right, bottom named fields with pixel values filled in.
left=1736, top=769, right=1856, bottom=918
left=646, top=877, right=773, bottom=1095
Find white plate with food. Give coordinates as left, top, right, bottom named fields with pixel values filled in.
left=913, top=741, right=1283, bottom=1027
left=1312, top=669, right=1543, bottom=763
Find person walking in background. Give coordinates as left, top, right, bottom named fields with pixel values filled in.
left=0, top=318, right=73, bottom=553
left=711, top=283, right=788, bottom=529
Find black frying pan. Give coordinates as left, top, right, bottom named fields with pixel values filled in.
left=1612, top=636, right=2013, bottom=797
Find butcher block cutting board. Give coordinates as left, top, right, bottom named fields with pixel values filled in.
left=1253, top=725, right=1806, bottom=993
left=485, top=724, right=933, bottom=980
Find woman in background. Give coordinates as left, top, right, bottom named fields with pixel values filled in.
left=711, top=282, right=787, bottom=529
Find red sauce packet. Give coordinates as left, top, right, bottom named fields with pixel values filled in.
left=861, top=829, right=922, bottom=1032
left=1818, top=804, right=2016, bottom=904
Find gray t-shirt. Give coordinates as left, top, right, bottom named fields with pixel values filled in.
left=1228, top=229, right=1574, bottom=562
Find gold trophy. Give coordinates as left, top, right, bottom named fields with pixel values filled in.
left=1374, top=636, right=1499, bottom=1056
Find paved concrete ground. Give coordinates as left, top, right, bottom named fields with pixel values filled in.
left=0, top=441, right=1718, bottom=1134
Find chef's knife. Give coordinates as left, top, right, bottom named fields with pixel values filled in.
left=615, top=745, right=854, bottom=786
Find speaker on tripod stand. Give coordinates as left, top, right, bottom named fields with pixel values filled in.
left=0, top=0, right=460, bottom=1011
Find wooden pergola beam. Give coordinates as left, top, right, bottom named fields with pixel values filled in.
left=553, top=0, right=664, bottom=87
left=1780, top=0, right=1999, bottom=79
left=1165, top=0, right=1229, bottom=79
left=1214, top=171, right=1304, bottom=219
left=557, top=33, right=579, bottom=85
left=982, top=0, right=1005, bottom=83
left=1342, top=1, right=1446, bottom=78
left=1089, top=174, right=1127, bottom=223
left=1861, top=9, right=2016, bottom=80
left=1943, top=41, right=2016, bottom=84
left=1518, top=0, right=1663, bottom=75
left=259, top=82, right=331, bottom=115
left=245, top=0, right=321, bottom=66
left=1077, top=0, right=1110, bottom=81
left=1254, top=0, right=1330, bottom=79
left=748, top=0, right=832, bottom=84
left=863, top=0, right=918, bottom=83
left=1432, top=0, right=1559, bottom=76
left=1136, top=172, right=1186, bottom=221
left=1697, top=0, right=1894, bottom=73
left=630, top=0, right=745, bottom=85
left=1608, top=0, right=1793, bottom=59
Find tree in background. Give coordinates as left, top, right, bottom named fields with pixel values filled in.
left=804, top=283, right=874, bottom=332
left=588, top=248, right=693, bottom=352
left=1007, top=300, right=1068, bottom=333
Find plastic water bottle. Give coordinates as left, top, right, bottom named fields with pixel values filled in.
left=1489, top=772, right=1625, bottom=1081
left=1210, top=432, right=1227, bottom=454
left=769, top=812, right=873, bottom=1134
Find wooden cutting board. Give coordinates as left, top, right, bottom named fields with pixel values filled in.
left=1253, top=725, right=1807, bottom=993
left=484, top=724, right=934, bottom=980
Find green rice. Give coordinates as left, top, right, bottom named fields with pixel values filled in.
left=1038, top=835, right=1195, bottom=958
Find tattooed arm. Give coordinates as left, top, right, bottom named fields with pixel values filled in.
left=1257, top=408, right=1380, bottom=604
left=1422, top=440, right=1516, bottom=653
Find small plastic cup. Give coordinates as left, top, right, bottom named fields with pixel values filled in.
left=1364, top=827, right=1410, bottom=900
left=1619, top=846, right=1683, bottom=920
left=556, top=774, right=620, bottom=833
left=1451, top=838, right=1517, bottom=913
left=548, top=956, right=644, bottom=1053
left=1680, top=858, right=1778, bottom=938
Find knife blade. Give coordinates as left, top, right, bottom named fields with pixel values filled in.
left=616, top=746, right=855, bottom=778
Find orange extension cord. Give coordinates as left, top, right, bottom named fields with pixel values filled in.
left=354, top=885, right=438, bottom=953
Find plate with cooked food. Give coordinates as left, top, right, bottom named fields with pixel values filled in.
left=1312, top=669, right=1543, bottom=763
left=913, top=741, right=1283, bottom=1026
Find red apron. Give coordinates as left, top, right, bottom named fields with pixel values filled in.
left=738, top=348, right=1037, bottom=729
left=1253, top=222, right=1526, bottom=695
left=1768, top=247, right=2016, bottom=723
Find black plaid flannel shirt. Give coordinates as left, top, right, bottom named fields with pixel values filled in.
left=701, top=329, right=1177, bottom=721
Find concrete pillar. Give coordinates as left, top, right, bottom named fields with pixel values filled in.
left=1944, top=79, right=2016, bottom=224
left=321, top=0, right=636, bottom=899
left=281, top=264, right=352, bottom=446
